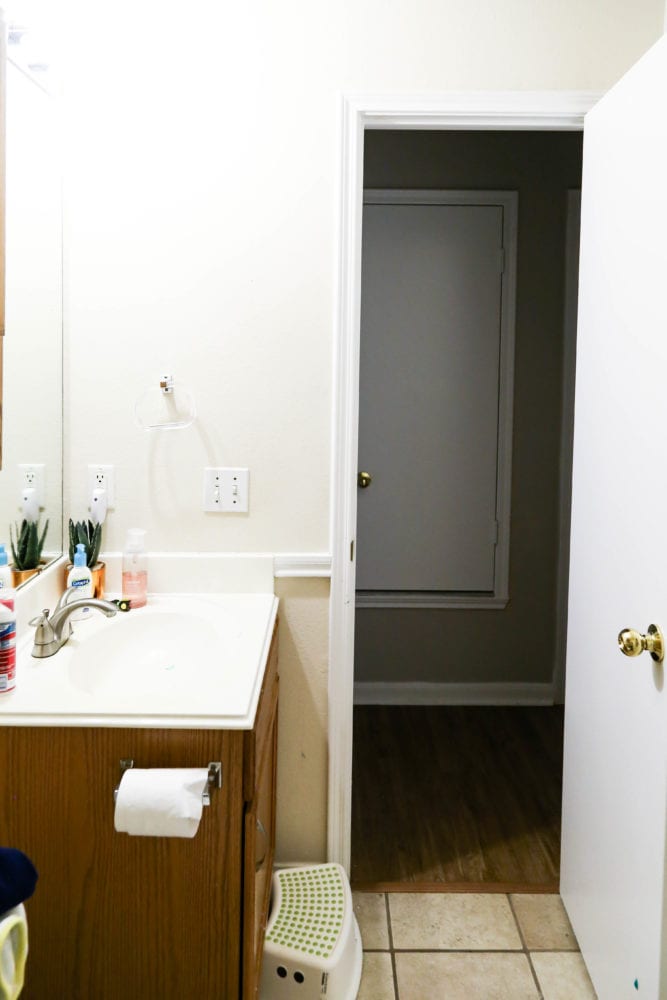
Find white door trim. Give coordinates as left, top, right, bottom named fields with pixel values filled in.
left=328, top=91, right=602, bottom=871
left=553, top=189, right=582, bottom=703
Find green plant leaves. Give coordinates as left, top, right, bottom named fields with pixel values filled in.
left=10, top=518, right=50, bottom=570
left=68, top=519, right=102, bottom=567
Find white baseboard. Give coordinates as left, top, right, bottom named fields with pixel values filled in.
left=353, top=681, right=556, bottom=706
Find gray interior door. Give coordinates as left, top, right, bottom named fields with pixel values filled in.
left=356, top=195, right=506, bottom=593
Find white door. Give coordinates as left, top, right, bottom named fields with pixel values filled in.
left=561, top=35, right=667, bottom=1000
left=356, top=192, right=514, bottom=596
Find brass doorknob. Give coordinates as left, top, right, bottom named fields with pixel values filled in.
left=357, top=471, right=372, bottom=489
left=618, top=625, right=664, bottom=663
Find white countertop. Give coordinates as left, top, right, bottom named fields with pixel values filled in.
left=0, top=592, right=279, bottom=730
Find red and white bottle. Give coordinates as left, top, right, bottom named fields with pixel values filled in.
left=0, top=543, right=17, bottom=693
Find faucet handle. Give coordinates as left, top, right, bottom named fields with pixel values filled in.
left=29, top=610, right=56, bottom=647
left=28, top=609, right=50, bottom=627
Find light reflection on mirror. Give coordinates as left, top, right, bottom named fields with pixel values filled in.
left=0, top=14, right=63, bottom=588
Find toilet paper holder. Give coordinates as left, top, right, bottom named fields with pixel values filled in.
left=114, top=759, right=222, bottom=806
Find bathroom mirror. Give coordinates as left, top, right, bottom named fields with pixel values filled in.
left=0, top=24, right=63, bottom=586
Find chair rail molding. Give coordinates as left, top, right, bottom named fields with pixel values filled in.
left=328, top=90, right=603, bottom=874
left=273, top=554, right=332, bottom=578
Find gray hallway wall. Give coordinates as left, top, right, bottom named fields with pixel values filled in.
left=355, top=130, right=583, bottom=690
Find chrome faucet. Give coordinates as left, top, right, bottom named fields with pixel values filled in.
left=29, top=587, right=118, bottom=658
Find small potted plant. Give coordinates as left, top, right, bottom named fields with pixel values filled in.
left=10, top=517, right=50, bottom=586
left=68, top=519, right=105, bottom=598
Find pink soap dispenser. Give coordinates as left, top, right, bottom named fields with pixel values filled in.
left=121, top=529, right=148, bottom=608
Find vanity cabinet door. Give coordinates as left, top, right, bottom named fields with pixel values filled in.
left=244, top=626, right=278, bottom=802
left=243, top=693, right=278, bottom=999
left=0, top=726, right=246, bottom=1000
left=242, top=636, right=278, bottom=999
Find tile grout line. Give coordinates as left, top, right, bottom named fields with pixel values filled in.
left=385, top=892, right=400, bottom=1000
left=507, top=893, right=544, bottom=1000
left=386, top=947, right=570, bottom=954
left=362, top=946, right=579, bottom=956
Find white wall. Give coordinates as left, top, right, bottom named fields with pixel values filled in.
left=59, top=0, right=664, bottom=858
left=61, top=0, right=663, bottom=550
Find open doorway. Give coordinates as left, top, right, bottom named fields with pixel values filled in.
left=350, top=129, right=583, bottom=889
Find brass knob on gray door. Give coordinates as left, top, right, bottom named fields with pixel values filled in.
left=618, top=624, right=664, bottom=663
left=357, top=471, right=372, bottom=489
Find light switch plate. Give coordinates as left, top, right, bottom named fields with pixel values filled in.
left=203, top=468, right=249, bottom=513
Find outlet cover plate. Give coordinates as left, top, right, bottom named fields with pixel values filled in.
left=19, top=464, right=45, bottom=507
left=87, top=465, right=115, bottom=507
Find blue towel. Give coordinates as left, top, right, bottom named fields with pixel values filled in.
left=0, top=849, right=37, bottom=913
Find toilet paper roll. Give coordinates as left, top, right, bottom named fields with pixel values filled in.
left=114, top=768, right=209, bottom=838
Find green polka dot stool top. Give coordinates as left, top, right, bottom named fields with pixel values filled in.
left=260, top=863, right=362, bottom=999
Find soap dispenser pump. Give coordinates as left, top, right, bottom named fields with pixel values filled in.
left=66, top=543, right=93, bottom=621
left=122, top=529, right=147, bottom=608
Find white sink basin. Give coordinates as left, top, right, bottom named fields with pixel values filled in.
left=67, top=607, right=223, bottom=697
left=0, top=593, right=278, bottom=729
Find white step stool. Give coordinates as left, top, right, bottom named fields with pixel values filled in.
left=260, top=864, right=362, bottom=999
left=0, top=904, right=27, bottom=1000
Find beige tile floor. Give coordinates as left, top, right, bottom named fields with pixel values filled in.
left=353, top=892, right=597, bottom=999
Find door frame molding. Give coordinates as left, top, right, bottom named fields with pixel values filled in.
left=553, top=189, right=582, bottom=703
left=328, top=92, right=602, bottom=871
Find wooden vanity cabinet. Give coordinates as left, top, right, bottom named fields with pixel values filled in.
left=0, top=624, right=278, bottom=999
left=243, top=632, right=278, bottom=998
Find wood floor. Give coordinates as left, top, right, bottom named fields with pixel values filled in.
left=351, top=705, right=564, bottom=891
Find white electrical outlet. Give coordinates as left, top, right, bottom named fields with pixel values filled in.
left=87, top=465, right=115, bottom=508
left=203, top=468, right=249, bottom=513
left=19, top=464, right=45, bottom=508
